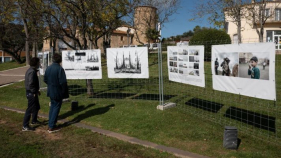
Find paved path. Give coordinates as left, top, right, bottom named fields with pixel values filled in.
left=0, top=106, right=208, bottom=158
left=0, top=66, right=29, bottom=86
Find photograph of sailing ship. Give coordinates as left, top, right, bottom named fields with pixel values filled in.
left=87, top=52, right=99, bottom=62
left=114, top=51, right=141, bottom=74
left=64, top=51, right=74, bottom=62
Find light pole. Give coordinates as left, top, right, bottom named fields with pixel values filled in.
left=127, top=28, right=131, bottom=47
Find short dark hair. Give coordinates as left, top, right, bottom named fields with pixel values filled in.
left=53, top=53, right=62, bottom=63
left=250, top=56, right=258, bottom=62
left=30, top=57, right=40, bottom=67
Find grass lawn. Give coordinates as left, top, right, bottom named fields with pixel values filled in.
left=0, top=60, right=26, bottom=71
left=0, top=53, right=281, bottom=157
left=0, top=109, right=175, bottom=158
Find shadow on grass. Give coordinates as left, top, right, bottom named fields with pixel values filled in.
left=224, top=106, right=276, bottom=133
left=58, top=103, right=96, bottom=120
left=185, top=98, right=224, bottom=113
left=131, top=94, right=176, bottom=101
left=60, top=104, right=115, bottom=128
left=89, top=93, right=136, bottom=99
left=68, top=85, right=87, bottom=96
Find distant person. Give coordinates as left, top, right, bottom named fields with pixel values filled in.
left=215, top=58, right=219, bottom=75
left=44, top=53, right=69, bottom=133
left=263, top=61, right=266, bottom=70
left=221, top=57, right=230, bottom=76
left=22, top=57, right=41, bottom=131
left=248, top=56, right=260, bottom=79
left=232, top=64, right=238, bottom=77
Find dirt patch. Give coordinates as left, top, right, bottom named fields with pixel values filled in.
left=34, top=127, right=62, bottom=140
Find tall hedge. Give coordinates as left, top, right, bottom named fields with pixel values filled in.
left=189, top=28, right=231, bottom=61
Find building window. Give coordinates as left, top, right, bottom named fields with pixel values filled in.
left=265, top=9, right=269, bottom=17
left=275, top=9, right=281, bottom=21
left=121, top=36, right=123, bottom=41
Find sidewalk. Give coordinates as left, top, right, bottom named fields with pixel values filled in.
left=0, top=105, right=208, bottom=158
left=0, top=66, right=29, bottom=86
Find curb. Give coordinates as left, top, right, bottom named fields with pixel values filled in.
left=0, top=106, right=209, bottom=158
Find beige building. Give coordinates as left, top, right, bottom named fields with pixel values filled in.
left=225, top=0, right=281, bottom=50
left=42, top=6, right=157, bottom=53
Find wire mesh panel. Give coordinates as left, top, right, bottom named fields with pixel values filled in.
left=39, top=40, right=281, bottom=145
left=162, top=39, right=281, bottom=145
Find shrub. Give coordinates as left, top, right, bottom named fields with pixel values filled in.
left=189, top=28, right=231, bottom=61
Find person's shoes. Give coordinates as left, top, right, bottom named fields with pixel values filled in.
left=47, top=127, right=61, bottom=133
left=22, top=126, right=35, bottom=131
left=31, top=121, right=42, bottom=125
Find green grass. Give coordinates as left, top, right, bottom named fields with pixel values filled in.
left=0, top=109, right=176, bottom=158
left=0, top=60, right=26, bottom=71
left=0, top=53, right=281, bottom=157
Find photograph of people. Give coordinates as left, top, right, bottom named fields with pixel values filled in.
left=248, top=56, right=260, bottom=79
left=238, top=52, right=269, bottom=80
left=215, top=58, right=219, bottom=75
left=214, top=52, right=239, bottom=77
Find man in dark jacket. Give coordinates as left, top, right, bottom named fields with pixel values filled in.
left=44, top=53, right=69, bottom=133
left=22, top=57, right=41, bottom=131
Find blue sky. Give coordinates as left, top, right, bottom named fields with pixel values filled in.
left=161, top=1, right=212, bottom=38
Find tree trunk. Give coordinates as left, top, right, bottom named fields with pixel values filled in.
left=25, top=41, right=30, bottom=66
left=32, top=42, right=36, bottom=57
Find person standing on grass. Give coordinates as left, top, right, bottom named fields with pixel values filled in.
left=44, top=53, right=69, bottom=133
left=22, top=57, right=41, bottom=131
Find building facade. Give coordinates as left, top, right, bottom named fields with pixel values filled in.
left=225, top=0, right=281, bottom=50
left=42, top=6, right=157, bottom=53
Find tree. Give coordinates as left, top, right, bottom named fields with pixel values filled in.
left=145, top=28, right=160, bottom=43
left=189, top=28, right=231, bottom=60
left=44, top=0, right=130, bottom=96
left=0, top=23, right=26, bottom=63
left=247, top=0, right=281, bottom=42
left=191, top=0, right=251, bottom=43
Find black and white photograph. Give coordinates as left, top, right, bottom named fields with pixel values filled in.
left=238, top=52, right=270, bottom=80
left=107, top=47, right=149, bottom=78
left=189, top=63, right=194, bottom=69
left=87, top=51, right=99, bottom=63
left=64, top=51, right=75, bottom=62
left=38, top=52, right=49, bottom=75
left=188, top=70, right=200, bottom=76
left=169, top=61, right=174, bottom=66
left=183, top=49, right=188, bottom=55
left=168, top=46, right=205, bottom=88
left=113, top=51, right=141, bottom=74
left=194, top=56, right=200, bottom=62
left=179, top=62, right=188, bottom=68
left=62, top=50, right=102, bottom=79
left=169, top=56, right=175, bottom=61
left=189, top=49, right=199, bottom=55
left=189, top=56, right=194, bottom=62
left=194, top=63, right=199, bottom=69
left=213, top=52, right=239, bottom=77
left=179, top=68, right=188, bottom=75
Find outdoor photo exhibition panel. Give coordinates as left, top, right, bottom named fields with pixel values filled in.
left=38, top=51, right=49, bottom=75
left=167, top=46, right=205, bottom=87
left=107, top=47, right=149, bottom=78
left=212, top=43, right=276, bottom=101
left=62, top=49, right=102, bottom=79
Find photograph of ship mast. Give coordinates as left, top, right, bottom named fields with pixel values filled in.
left=114, top=51, right=141, bottom=74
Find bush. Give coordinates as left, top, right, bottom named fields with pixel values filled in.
left=189, top=28, right=231, bottom=61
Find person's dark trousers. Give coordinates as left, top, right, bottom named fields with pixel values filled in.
left=48, top=99, right=62, bottom=129
left=23, top=92, right=40, bottom=127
